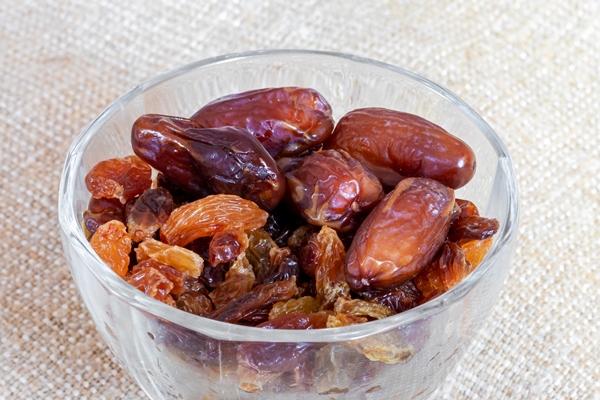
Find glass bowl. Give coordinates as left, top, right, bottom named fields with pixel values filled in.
left=58, top=50, right=519, bottom=400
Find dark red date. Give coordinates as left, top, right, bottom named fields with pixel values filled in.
left=345, top=178, right=455, bottom=291
left=286, top=149, right=383, bottom=233
left=132, top=114, right=285, bottom=210
left=191, top=87, right=334, bottom=158
left=325, top=108, right=476, bottom=189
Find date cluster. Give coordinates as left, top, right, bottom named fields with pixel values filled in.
left=84, top=87, right=499, bottom=332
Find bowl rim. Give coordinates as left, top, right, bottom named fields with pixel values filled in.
left=58, top=49, right=519, bottom=343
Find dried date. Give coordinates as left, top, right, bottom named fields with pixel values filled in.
left=191, top=87, right=334, bottom=158
left=325, top=108, right=476, bottom=189
left=132, top=114, right=285, bottom=210
left=345, top=178, right=455, bottom=291
left=286, top=149, right=383, bottom=232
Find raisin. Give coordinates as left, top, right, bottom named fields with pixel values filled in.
left=325, top=108, right=476, bottom=189
left=135, top=238, right=204, bottom=278
left=345, top=329, right=414, bottom=364
left=312, top=226, right=351, bottom=310
left=236, top=311, right=329, bottom=392
left=413, top=241, right=472, bottom=299
left=127, top=260, right=176, bottom=305
left=455, top=198, right=480, bottom=218
left=199, top=263, right=229, bottom=290
left=209, top=254, right=255, bottom=308
left=191, top=87, right=334, bottom=158
left=346, top=178, right=455, bottom=292
left=182, top=275, right=209, bottom=296
left=326, top=313, right=368, bottom=328
left=254, top=247, right=300, bottom=286
left=131, top=259, right=187, bottom=296
left=332, top=297, right=394, bottom=320
left=156, top=173, right=194, bottom=206
left=286, top=149, right=383, bottom=232
left=160, top=194, right=268, bottom=247
left=208, top=277, right=298, bottom=324
left=176, top=292, right=214, bottom=316
left=126, top=188, right=174, bottom=242
left=262, top=206, right=301, bottom=248
left=83, top=197, right=125, bottom=236
left=269, top=296, right=320, bottom=320
left=89, top=220, right=132, bottom=278
left=459, top=237, right=493, bottom=269
left=208, top=228, right=248, bottom=267
left=85, top=155, right=152, bottom=201
left=132, top=114, right=285, bottom=210
left=245, top=229, right=278, bottom=280
left=361, top=281, right=423, bottom=313
left=447, top=215, right=500, bottom=243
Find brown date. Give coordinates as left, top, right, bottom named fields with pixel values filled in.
left=325, top=108, right=476, bottom=189
left=190, top=87, right=334, bottom=158
left=132, top=114, right=285, bottom=210
left=286, top=149, right=383, bottom=232
left=345, top=178, right=455, bottom=292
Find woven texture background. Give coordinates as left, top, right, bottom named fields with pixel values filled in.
left=1, top=0, right=599, bottom=399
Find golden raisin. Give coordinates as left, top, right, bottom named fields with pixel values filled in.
left=89, top=220, right=132, bottom=278
left=333, top=297, right=394, bottom=320
left=85, top=155, right=152, bottom=202
left=269, top=296, right=320, bottom=320
left=135, top=238, right=204, bottom=278
left=413, top=241, right=471, bottom=299
left=313, top=226, right=351, bottom=310
left=459, top=237, right=493, bottom=269
left=160, top=194, right=268, bottom=247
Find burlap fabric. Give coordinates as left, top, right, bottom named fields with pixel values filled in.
left=1, top=0, right=598, bottom=398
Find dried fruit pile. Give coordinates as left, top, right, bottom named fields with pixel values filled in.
left=83, top=87, right=499, bottom=391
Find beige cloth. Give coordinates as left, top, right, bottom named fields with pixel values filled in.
left=1, top=0, right=599, bottom=398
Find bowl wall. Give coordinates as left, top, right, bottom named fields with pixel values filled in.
left=59, top=50, right=518, bottom=399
